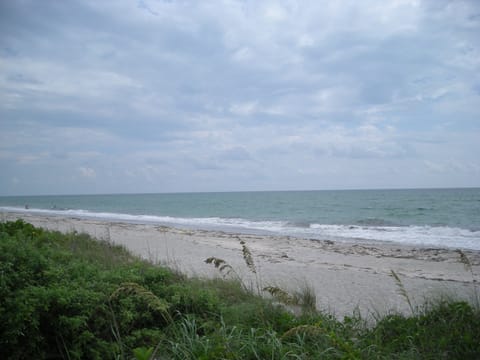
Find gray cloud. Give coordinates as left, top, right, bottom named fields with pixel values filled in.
left=0, top=0, right=479, bottom=195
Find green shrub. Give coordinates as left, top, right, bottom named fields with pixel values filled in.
left=365, top=301, right=480, bottom=359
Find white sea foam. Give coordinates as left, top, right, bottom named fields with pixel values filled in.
left=308, top=223, right=480, bottom=250
left=2, top=206, right=479, bottom=250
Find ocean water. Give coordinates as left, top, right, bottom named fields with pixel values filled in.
left=1, top=188, right=479, bottom=250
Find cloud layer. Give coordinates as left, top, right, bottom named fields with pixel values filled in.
left=1, top=0, right=479, bottom=194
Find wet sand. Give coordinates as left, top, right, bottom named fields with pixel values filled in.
left=3, top=211, right=479, bottom=318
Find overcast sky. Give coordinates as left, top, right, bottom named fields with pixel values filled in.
left=1, top=0, right=479, bottom=195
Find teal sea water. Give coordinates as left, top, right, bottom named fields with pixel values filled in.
left=1, top=188, right=479, bottom=250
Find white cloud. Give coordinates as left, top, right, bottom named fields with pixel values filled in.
left=1, top=58, right=139, bottom=111
left=78, top=167, right=96, bottom=179
left=229, top=101, right=258, bottom=116
left=298, top=34, right=315, bottom=48
left=231, top=47, right=254, bottom=62
left=263, top=3, right=288, bottom=22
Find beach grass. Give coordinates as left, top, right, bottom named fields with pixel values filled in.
left=1, top=219, right=479, bottom=359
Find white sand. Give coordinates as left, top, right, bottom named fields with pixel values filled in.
left=4, top=211, right=479, bottom=318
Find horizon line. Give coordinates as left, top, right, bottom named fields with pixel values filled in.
left=1, top=186, right=479, bottom=197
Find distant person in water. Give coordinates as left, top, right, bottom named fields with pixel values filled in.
left=25, top=204, right=29, bottom=209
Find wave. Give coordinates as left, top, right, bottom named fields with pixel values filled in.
left=2, top=206, right=480, bottom=250
left=308, top=223, right=480, bottom=250
left=0, top=206, right=288, bottom=233
left=355, top=218, right=402, bottom=227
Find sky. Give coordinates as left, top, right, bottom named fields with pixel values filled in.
left=1, top=0, right=479, bottom=195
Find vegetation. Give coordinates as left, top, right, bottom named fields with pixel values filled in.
left=1, top=219, right=479, bottom=359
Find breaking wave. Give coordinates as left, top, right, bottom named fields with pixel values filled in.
left=2, top=206, right=480, bottom=250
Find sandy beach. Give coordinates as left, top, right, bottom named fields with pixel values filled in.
left=3, top=211, right=479, bottom=319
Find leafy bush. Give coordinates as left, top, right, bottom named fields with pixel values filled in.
left=0, top=220, right=175, bottom=359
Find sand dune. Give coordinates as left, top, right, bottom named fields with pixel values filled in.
left=3, top=211, right=479, bottom=318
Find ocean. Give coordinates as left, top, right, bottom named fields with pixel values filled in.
left=1, top=188, right=479, bottom=250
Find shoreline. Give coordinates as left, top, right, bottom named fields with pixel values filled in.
left=2, top=202, right=479, bottom=251
left=3, top=211, right=479, bottom=318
